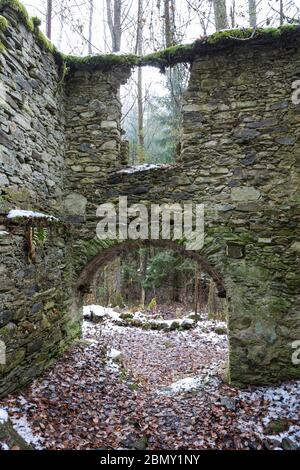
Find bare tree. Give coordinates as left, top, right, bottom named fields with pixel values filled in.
left=46, top=0, right=53, bottom=39
left=213, top=0, right=229, bottom=31
left=57, top=0, right=66, bottom=50
left=164, top=0, right=176, bottom=47
left=106, top=0, right=122, bottom=52
left=136, top=0, right=145, bottom=163
left=88, top=0, right=94, bottom=54
left=248, top=0, right=257, bottom=27
left=279, top=0, right=284, bottom=25
left=229, top=0, right=235, bottom=28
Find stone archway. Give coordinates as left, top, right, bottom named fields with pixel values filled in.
left=1, top=3, right=299, bottom=397
left=75, top=239, right=226, bottom=300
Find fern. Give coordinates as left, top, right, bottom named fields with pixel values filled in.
left=33, top=227, right=48, bottom=247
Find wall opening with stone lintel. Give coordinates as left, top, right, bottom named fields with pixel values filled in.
left=0, top=3, right=300, bottom=397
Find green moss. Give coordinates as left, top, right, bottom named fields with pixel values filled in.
left=1, top=0, right=300, bottom=74
left=119, top=312, right=134, bottom=320
left=31, top=15, right=41, bottom=27
left=0, top=0, right=34, bottom=31
left=0, top=0, right=60, bottom=57
left=0, top=14, right=8, bottom=30
left=265, top=417, right=290, bottom=435
left=64, top=52, right=139, bottom=72
left=142, top=43, right=195, bottom=71
left=35, top=28, right=57, bottom=54
left=207, top=24, right=300, bottom=45
left=0, top=14, right=8, bottom=51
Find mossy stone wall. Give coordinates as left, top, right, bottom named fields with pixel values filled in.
left=67, top=41, right=300, bottom=386
left=0, top=4, right=299, bottom=395
left=0, top=6, right=80, bottom=397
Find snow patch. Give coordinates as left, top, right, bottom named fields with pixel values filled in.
left=236, top=380, right=300, bottom=447
left=0, top=230, right=9, bottom=236
left=107, top=348, right=122, bottom=362
left=117, top=163, right=169, bottom=174
left=0, top=408, right=8, bottom=424
left=158, top=376, right=203, bottom=395
left=83, top=305, right=120, bottom=321
left=10, top=415, right=44, bottom=449
left=0, top=442, right=9, bottom=450
left=7, top=209, right=58, bottom=221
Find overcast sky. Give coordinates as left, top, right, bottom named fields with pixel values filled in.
left=21, top=0, right=298, bottom=56
left=20, top=1, right=300, bottom=135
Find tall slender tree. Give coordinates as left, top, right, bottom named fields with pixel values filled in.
left=106, top=0, right=122, bottom=52
left=164, top=0, right=176, bottom=47
left=57, top=0, right=66, bottom=50
left=136, top=0, right=145, bottom=163
left=279, top=0, right=284, bottom=25
left=213, top=0, right=229, bottom=31
left=88, top=0, right=94, bottom=54
left=46, top=0, right=53, bottom=39
left=248, top=0, right=257, bottom=27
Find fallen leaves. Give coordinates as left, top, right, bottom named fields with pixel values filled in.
left=0, top=311, right=299, bottom=450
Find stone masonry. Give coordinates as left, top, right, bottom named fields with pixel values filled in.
left=0, top=4, right=300, bottom=396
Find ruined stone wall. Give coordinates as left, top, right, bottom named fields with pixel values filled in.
left=0, top=9, right=65, bottom=211
left=63, top=67, right=131, bottom=226
left=71, top=39, right=300, bottom=386
left=0, top=6, right=78, bottom=397
left=179, top=42, right=300, bottom=384
left=0, top=2, right=300, bottom=395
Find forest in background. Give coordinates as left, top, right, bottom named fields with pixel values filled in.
left=21, top=1, right=300, bottom=317
left=85, top=247, right=226, bottom=320
left=24, top=1, right=300, bottom=164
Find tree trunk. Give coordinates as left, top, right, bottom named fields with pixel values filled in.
left=113, top=0, right=121, bottom=51
left=279, top=0, right=284, bottom=26
left=88, top=0, right=94, bottom=54
left=137, top=67, right=145, bottom=163
left=207, top=280, right=221, bottom=319
left=194, top=266, right=199, bottom=322
left=164, top=0, right=176, bottom=47
left=248, top=0, right=257, bottom=28
left=229, top=0, right=236, bottom=28
left=213, top=0, right=229, bottom=31
left=139, top=249, right=147, bottom=307
left=136, top=0, right=145, bottom=163
left=57, top=0, right=65, bottom=49
left=106, top=0, right=122, bottom=52
left=46, top=0, right=52, bottom=40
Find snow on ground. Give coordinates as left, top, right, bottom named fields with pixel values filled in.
left=237, top=382, right=300, bottom=447
left=0, top=442, right=9, bottom=450
left=83, top=304, right=120, bottom=321
left=1, top=308, right=299, bottom=450
left=106, top=348, right=122, bottom=373
left=117, top=163, right=169, bottom=174
left=10, top=415, right=44, bottom=450
left=158, top=376, right=204, bottom=395
left=83, top=305, right=210, bottom=331
left=7, top=209, right=58, bottom=221
left=0, top=408, right=8, bottom=424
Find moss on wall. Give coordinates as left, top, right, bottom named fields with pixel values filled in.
left=64, top=53, right=139, bottom=72
left=0, top=14, right=8, bottom=50
left=207, top=24, right=299, bottom=44
left=1, top=0, right=300, bottom=73
left=0, top=14, right=8, bottom=30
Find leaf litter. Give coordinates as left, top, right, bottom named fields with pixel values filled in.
left=1, top=309, right=299, bottom=450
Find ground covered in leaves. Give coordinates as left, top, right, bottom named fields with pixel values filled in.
left=1, top=310, right=300, bottom=450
